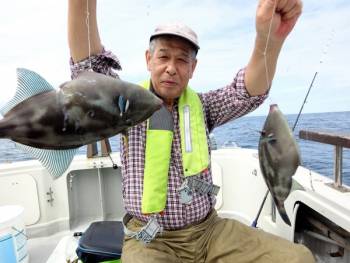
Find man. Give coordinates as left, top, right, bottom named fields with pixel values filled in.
left=68, top=0, right=315, bottom=262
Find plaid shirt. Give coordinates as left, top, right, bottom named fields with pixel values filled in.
left=70, top=49, right=267, bottom=230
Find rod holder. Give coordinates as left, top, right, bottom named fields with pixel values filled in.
left=87, top=139, right=112, bottom=158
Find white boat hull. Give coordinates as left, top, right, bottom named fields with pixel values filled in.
left=0, top=148, right=349, bottom=262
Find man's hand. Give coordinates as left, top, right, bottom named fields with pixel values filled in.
left=244, top=0, right=303, bottom=96
left=256, top=0, right=302, bottom=45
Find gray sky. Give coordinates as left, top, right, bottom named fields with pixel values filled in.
left=0, top=0, right=349, bottom=116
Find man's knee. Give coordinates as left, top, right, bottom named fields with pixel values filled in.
left=292, top=244, right=315, bottom=263
left=121, top=237, right=181, bottom=263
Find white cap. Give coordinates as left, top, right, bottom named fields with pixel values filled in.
left=150, top=22, right=200, bottom=50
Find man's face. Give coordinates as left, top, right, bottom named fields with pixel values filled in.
left=145, top=37, right=197, bottom=105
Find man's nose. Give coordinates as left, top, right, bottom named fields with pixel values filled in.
left=166, top=62, right=176, bottom=76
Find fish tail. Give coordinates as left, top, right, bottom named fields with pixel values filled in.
left=276, top=201, right=291, bottom=226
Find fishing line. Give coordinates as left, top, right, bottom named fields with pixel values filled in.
left=252, top=0, right=277, bottom=227
left=292, top=28, right=335, bottom=131
left=253, top=26, right=336, bottom=227
left=86, top=0, right=118, bottom=169
left=85, top=0, right=92, bottom=70
left=263, top=0, right=277, bottom=97
left=146, top=2, right=151, bottom=17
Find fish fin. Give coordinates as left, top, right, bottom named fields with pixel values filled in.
left=291, top=178, right=305, bottom=191
left=0, top=68, right=55, bottom=116
left=118, top=95, right=126, bottom=116
left=275, top=200, right=291, bottom=226
left=16, top=143, right=77, bottom=179
left=124, top=99, right=130, bottom=113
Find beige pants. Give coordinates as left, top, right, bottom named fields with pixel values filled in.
left=121, top=210, right=315, bottom=263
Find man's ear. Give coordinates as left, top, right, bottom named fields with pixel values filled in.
left=189, top=58, right=197, bottom=79
left=145, top=50, right=152, bottom=72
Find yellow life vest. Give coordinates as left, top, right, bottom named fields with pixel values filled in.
left=141, top=80, right=209, bottom=214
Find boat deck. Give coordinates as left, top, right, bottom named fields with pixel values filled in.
left=28, top=231, right=70, bottom=263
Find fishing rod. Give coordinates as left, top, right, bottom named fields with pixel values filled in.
left=292, top=71, right=318, bottom=132
left=251, top=190, right=269, bottom=227
left=108, top=153, right=119, bottom=169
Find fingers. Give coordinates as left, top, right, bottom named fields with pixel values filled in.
left=283, top=4, right=302, bottom=21
left=277, top=0, right=303, bottom=21
left=276, top=0, right=288, bottom=12
left=257, top=0, right=277, bottom=19
left=257, top=0, right=302, bottom=20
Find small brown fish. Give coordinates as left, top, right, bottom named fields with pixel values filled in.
left=258, top=104, right=301, bottom=226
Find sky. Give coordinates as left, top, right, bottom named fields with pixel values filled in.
left=0, top=0, right=349, bottom=116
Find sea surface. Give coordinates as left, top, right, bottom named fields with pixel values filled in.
left=0, top=111, right=349, bottom=186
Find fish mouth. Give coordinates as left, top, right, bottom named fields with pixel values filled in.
left=154, top=97, right=164, bottom=110
left=269, top=104, right=278, bottom=112
left=132, top=102, right=163, bottom=126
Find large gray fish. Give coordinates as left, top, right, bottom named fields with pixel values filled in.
left=258, top=104, right=301, bottom=226
left=0, top=68, right=162, bottom=178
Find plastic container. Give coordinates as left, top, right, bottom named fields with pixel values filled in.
left=0, top=205, right=28, bottom=263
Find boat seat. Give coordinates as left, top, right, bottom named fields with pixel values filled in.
left=76, top=221, right=123, bottom=263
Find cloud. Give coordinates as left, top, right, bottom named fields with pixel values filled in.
left=0, top=1, right=70, bottom=105
left=0, top=0, right=349, bottom=116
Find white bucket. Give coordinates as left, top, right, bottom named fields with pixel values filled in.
left=0, top=205, right=28, bottom=263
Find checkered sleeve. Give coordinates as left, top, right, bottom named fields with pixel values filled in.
left=69, top=47, right=122, bottom=79
left=200, top=68, right=268, bottom=132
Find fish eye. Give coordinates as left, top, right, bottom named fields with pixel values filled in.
left=125, top=119, right=132, bottom=126
left=87, top=110, right=95, bottom=118
left=113, top=96, right=119, bottom=105
left=268, top=137, right=277, bottom=144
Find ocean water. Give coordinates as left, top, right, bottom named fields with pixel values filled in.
left=0, top=111, right=349, bottom=186
left=211, top=111, right=350, bottom=186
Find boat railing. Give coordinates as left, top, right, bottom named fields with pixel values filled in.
left=299, top=130, right=350, bottom=192
left=86, top=139, right=112, bottom=158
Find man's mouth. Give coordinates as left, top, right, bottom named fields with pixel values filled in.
left=161, top=80, right=177, bottom=86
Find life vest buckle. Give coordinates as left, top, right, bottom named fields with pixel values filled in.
left=178, top=179, right=194, bottom=204
left=123, top=214, right=162, bottom=244
left=178, top=177, right=220, bottom=204
left=189, top=177, right=220, bottom=196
